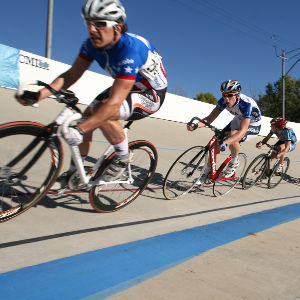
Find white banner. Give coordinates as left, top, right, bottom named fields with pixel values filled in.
left=0, top=43, right=299, bottom=138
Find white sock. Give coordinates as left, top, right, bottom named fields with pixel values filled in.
left=231, top=156, right=239, bottom=164
left=204, top=165, right=211, bottom=175
left=113, top=137, right=129, bottom=157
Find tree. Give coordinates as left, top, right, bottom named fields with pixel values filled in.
left=194, top=92, right=217, bottom=105
left=258, top=76, right=300, bottom=123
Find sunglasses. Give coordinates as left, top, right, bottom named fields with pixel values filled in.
left=222, top=93, right=238, bottom=98
left=84, top=19, right=118, bottom=28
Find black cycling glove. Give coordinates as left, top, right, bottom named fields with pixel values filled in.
left=20, top=90, right=40, bottom=105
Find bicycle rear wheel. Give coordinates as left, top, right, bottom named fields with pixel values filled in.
left=0, top=122, right=63, bottom=222
left=242, top=154, right=268, bottom=190
left=163, top=146, right=208, bottom=200
left=89, top=140, right=157, bottom=212
left=213, top=153, right=247, bottom=197
left=267, top=157, right=290, bottom=189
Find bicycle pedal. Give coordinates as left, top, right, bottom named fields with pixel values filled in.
left=57, top=187, right=68, bottom=195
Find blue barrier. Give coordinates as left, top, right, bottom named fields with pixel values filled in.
left=0, top=44, right=19, bottom=88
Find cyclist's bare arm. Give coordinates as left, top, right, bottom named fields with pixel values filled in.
left=224, top=117, right=251, bottom=145
left=15, top=56, right=92, bottom=106
left=187, top=107, right=221, bottom=131
left=39, top=56, right=92, bottom=100
left=257, top=133, right=272, bottom=148
left=78, top=77, right=135, bottom=134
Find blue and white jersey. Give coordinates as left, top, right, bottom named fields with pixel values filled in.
left=271, top=127, right=297, bottom=145
left=79, top=33, right=168, bottom=91
left=216, top=93, right=261, bottom=125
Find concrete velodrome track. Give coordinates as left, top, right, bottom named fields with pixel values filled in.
left=0, top=88, right=300, bottom=300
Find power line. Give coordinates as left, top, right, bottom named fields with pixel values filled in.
left=196, top=0, right=299, bottom=49
left=172, top=0, right=299, bottom=50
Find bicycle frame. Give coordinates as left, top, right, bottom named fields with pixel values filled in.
left=187, top=116, right=235, bottom=183
left=56, top=107, right=134, bottom=192
left=0, top=80, right=160, bottom=221
left=260, top=144, right=280, bottom=176
left=206, top=136, right=233, bottom=182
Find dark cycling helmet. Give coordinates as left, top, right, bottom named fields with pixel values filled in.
left=220, top=80, right=242, bottom=93
left=270, top=117, right=287, bottom=128
left=82, top=0, right=126, bottom=23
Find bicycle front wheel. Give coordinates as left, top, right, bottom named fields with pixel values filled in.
left=242, top=154, right=268, bottom=190
left=213, top=152, right=247, bottom=197
left=267, top=157, right=290, bottom=189
left=89, top=140, right=157, bottom=212
left=163, top=146, right=208, bottom=200
left=0, top=122, right=63, bottom=223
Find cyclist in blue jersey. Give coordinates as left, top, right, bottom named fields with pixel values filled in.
left=256, top=117, right=297, bottom=174
left=16, top=0, right=168, bottom=187
left=188, top=80, right=261, bottom=180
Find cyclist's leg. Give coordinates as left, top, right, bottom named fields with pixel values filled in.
left=99, top=88, right=166, bottom=181
left=52, top=90, right=110, bottom=189
left=276, top=143, right=286, bottom=165
left=89, top=89, right=165, bottom=210
left=213, top=122, right=231, bottom=166
left=274, top=141, right=295, bottom=166
left=224, top=121, right=261, bottom=177
left=220, top=120, right=240, bottom=176
left=97, top=87, right=166, bottom=154
left=79, top=88, right=111, bottom=157
left=228, top=117, right=242, bottom=157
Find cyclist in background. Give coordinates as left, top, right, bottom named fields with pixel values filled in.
left=256, top=117, right=297, bottom=174
left=16, top=0, right=168, bottom=188
left=188, top=80, right=261, bottom=181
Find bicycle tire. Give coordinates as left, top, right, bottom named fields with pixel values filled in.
left=0, top=122, right=63, bottom=223
left=267, top=157, right=290, bottom=189
left=242, top=154, right=268, bottom=190
left=89, top=140, right=157, bottom=212
left=213, top=152, right=247, bottom=197
left=163, top=146, right=208, bottom=200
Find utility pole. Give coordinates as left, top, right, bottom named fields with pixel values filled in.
left=45, top=0, right=54, bottom=58
left=278, top=48, right=300, bottom=119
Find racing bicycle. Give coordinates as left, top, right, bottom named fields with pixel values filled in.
left=0, top=81, right=158, bottom=223
left=242, top=143, right=290, bottom=190
left=163, top=117, right=247, bottom=199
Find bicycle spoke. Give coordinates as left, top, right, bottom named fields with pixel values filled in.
left=213, top=153, right=247, bottom=197
left=163, top=146, right=208, bottom=200
left=89, top=141, right=157, bottom=212
left=268, top=157, right=290, bottom=189
left=242, top=154, right=268, bottom=190
left=0, top=124, right=62, bottom=222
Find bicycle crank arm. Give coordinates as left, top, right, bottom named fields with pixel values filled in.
left=96, top=178, right=134, bottom=185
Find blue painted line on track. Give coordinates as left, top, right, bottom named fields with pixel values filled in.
left=1, top=202, right=300, bottom=300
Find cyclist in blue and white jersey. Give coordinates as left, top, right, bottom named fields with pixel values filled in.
left=256, top=117, right=297, bottom=174
left=17, top=0, right=167, bottom=186
left=188, top=80, right=261, bottom=179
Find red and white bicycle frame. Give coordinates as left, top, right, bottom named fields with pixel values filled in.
left=207, top=136, right=234, bottom=181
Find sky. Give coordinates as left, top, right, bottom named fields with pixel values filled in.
left=1, top=0, right=300, bottom=100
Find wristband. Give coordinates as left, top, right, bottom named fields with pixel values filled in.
left=72, top=125, right=84, bottom=135
left=220, top=142, right=227, bottom=152
left=191, top=123, right=198, bottom=131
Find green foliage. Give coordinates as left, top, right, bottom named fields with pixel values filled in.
left=194, top=92, right=217, bottom=105
left=258, top=76, right=300, bottom=123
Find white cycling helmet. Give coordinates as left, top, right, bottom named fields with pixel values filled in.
left=220, top=80, right=241, bottom=93
left=82, top=0, right=126, bottom=23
